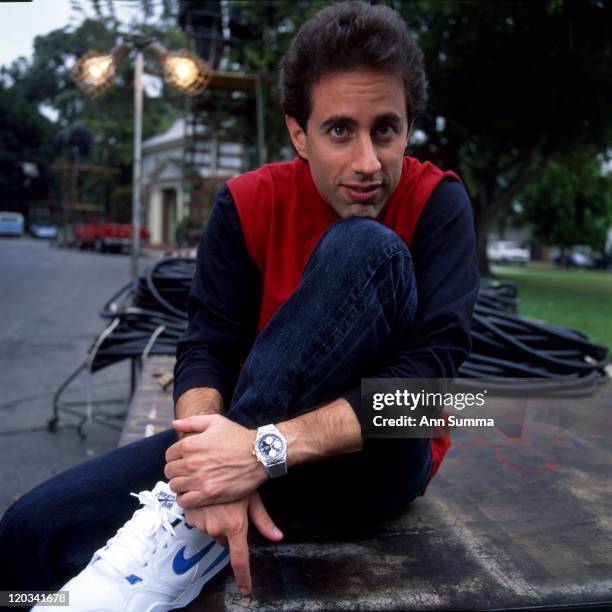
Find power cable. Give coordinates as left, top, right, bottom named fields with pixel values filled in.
left=51, top=262, right=609, bottom=436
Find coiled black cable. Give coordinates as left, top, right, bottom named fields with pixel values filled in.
left=458, top=279, right=609, bottom=396
left=89, top=258, right=195, bottom=371
left=89, top=264, right=609, bottom=394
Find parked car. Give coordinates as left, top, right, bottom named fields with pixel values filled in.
left=30, top=220, right=58, bottom=239
left=73, top=222, right=149, bottom=253
left=487, top=240, right=530, bottom=265
left=0, top=211, right=24, bottom=237
left=554, top=245, right=597, bottom=269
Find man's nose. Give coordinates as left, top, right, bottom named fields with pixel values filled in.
left=350, top=135, right=382, bottom=176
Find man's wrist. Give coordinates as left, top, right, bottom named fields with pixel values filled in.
left=174, top=387, right=224, bottom=438
left=276, top=418, right=306, bottom=469
left=277, top=397, right=363, bottom=467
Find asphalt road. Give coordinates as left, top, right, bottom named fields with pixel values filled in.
left=0, top=237, right=150, bottom=515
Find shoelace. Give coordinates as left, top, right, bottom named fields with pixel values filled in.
left=96, top=489, right=184, bottom=574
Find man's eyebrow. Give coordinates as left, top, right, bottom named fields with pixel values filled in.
left=319, top=112, right=404, bottom=131
left=319, top=115, right=356, bottom=131
left=375, top=112, right=403, bottom=126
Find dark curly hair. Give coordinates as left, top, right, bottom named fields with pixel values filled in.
left=280, top=1, right=428, bottom=131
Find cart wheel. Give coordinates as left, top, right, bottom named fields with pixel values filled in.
left=48, top=416, right=59, bottom=432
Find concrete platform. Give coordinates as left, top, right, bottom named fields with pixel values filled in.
left=122, top=357, right=612, bottom=611
left=118, top=356, right=176, bottom=446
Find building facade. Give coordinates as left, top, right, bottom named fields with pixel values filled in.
left=142, top=118, right=245, bottom=247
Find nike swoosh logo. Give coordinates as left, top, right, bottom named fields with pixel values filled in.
left=172, top=541, right=216, bottom=575
left=201, top=548, right=229, bottom=578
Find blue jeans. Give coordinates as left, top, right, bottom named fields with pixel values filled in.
left=0, top=218, right=432, bottom=591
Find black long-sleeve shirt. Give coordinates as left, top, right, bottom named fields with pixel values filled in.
left=174, top=178, right=479, bottom=422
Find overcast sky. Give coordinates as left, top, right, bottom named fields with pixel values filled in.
left=0, top=0, right=149, bottom=70
left=0, top=1, right=74, bottom=69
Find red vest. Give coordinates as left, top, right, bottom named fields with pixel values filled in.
left=228, top=156, right=458, bottom=481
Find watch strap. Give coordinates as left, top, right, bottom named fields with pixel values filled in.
left=267, top=458, right=288, bottom=478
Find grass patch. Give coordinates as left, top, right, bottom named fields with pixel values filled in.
left=490, top=264, right=612, bottom=350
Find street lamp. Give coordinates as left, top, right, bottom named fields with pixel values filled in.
left=71, top=36, right=212, bottom=281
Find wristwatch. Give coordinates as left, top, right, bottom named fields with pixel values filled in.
left=253, top=424, right=288, bottom=478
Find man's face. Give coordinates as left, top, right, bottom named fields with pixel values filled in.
left=286, top=70, right=410, bottom=219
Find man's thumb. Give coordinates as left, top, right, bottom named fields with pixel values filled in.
left=172, top=415, right=214, bottom=432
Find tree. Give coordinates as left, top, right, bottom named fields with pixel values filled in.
left=1, top=5, right=189, bottom=219
left=397, top=0, right=612, bottom=273
left=0, top=81, right=53, bottom=211
left=216, top=1, right=612, bottom=273
left=520, top=148, right=612, bottom=251
left=4, top=0, right=611, bottom=251
left=195, top=1, right=344, bottom=160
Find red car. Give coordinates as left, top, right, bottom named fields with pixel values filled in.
left=74, top=222, right=149, bottom=253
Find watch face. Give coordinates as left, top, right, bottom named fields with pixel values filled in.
left=257, top=434, right=285, bottom=461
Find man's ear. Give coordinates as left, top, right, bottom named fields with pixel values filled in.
left=285, top=114, right=308, bottom=160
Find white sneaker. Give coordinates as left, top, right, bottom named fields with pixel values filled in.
left=34, top=481, right=229, bottom=612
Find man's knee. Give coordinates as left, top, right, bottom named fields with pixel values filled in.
left=308, top=217, right=410, bottom=273
left=0, top=491, right=42, bottom=567
left=2, top=493, right=34, bottom=533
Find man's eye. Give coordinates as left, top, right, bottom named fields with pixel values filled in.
left=376, top=124, right=395, bottom=137
left=330, top=126, right=348, bottom=137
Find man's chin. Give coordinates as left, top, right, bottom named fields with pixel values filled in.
left=341, top=203, right=384, bottom=219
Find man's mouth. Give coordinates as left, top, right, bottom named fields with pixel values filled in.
left=341, top=183, right=383, bottom=203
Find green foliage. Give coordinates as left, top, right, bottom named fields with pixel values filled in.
left=2, top=0, right=611, bottom=250
left=520, top=150, right=612, bottom=250
left=174, top=217, right=202, bottom=247
left=225, top=1, right=327, bottom=73
left=0, top=81, right=53, bottom=209
left=202, top=1, right=330, bottom=161
left=393, top=0, right=612, bottom=271
left=220, top=1, right=612, bottom=269
left=493, top=265, right=612, bottom=349
left=1, top=3, right=188, bottom=217
left=109, top=185, right=132, bottom=221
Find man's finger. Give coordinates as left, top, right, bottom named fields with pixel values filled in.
left=167, top=476, right=194, bottom=494
left=172, top=415, right=214, bottom=432
left=249, top=491, right=283, bottom=542
left=227, top=528, right=251, bottom=595
left=165, top=442, right=182, bottom=463
left=163, top=459, right=190, bottom=480
left=176, top=490, right=205, bottom=509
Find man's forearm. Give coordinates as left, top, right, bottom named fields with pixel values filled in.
left=174, top=387, right=224, bottom=420
left=277, top=398, right=363, bottom=467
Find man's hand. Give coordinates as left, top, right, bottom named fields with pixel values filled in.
left=165, top=414, right=268, bottom=508
left=183, top=491, right=283, bottom=595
